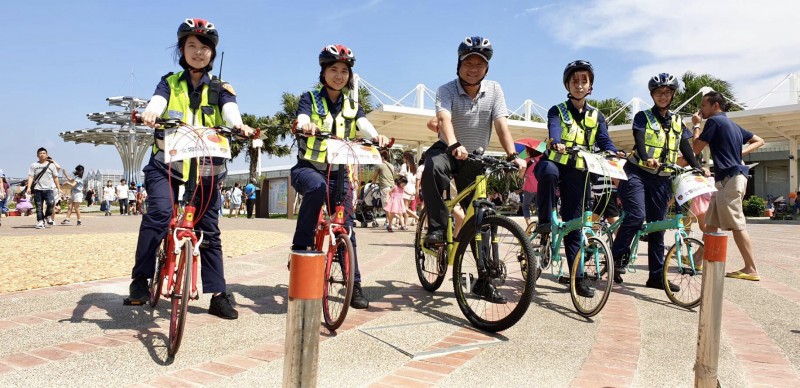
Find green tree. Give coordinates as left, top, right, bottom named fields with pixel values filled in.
left=673, top=72, right=743, bottom=116
left=229, top=113, right=292, bottom=181
left=588, top=97, right=631, bottom=125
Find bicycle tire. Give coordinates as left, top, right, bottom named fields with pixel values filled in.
left=414, top=210, right=447, bottom=292
left=322, top=233, right=355, bottom=330
left=168, top=241, right=192, bottom=357
left=570, top=236, right=613, bottom=317
left=663, top=237, right=704, bottom=308
left=149, top=241, right=167, bottom=308
left=452, top=215, right=535, bottom=332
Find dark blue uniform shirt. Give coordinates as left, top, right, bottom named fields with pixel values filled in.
left=698, top=112, right=753, bottom=179
left=296, top=88, right=367, bottom=122
left=153, top=71, right=237, bottom=107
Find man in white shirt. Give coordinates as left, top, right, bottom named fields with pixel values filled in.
left=116, top=179, right=130, bottom=215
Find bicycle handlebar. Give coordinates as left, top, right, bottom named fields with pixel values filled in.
left=294, top=130, right=396, bottom=149
left=466, top=148, right=521, bottom=172
left=131, top=110, right=261, bottom=140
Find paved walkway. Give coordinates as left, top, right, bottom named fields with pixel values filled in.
left=0, top=214, right=798, bottom=387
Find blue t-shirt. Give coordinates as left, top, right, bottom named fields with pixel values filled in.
left=698, top=112, right=753, bottom=179
left=244, top=183, right=256, bottom=200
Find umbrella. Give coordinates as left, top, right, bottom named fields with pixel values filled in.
left=514, top=138, right=546, bottom=159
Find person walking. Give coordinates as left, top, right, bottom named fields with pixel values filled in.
left=228, top=182, right=242, bottom=218
left=420, top=36, right=525, bottom=303
left=102, top=180, right=115, bottom=216
left=290, top=43, right=390, bottom=310
left=692, top=91, right=764, bottom=281
left=26, top=148, right=62, bottom=229
left=128, top=17, right=256, bottom=319
left=116, top=178, right=129, bottom=215
left=521, top=153, right=541, bottom=226
left=244, top=177, right=257, bottom=218
left=373, top=148, right=395, bottom=226
left=611, top=73, right=706, bottom=287
left=534, top=60, right=623, bottom=297
left=61, top=165, right=85, bottom=226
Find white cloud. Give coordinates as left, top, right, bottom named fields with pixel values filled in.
left=537, top=0, right=800, bottom=107
left=516, top=2, right=559, bottom=17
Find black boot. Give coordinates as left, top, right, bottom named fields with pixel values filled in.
left=128, top=276, right=149, bottom=302
left=351, top=282, right=369, bottom=309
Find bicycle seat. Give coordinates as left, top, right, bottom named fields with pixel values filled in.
left=535, top=223, right=552, bottom=234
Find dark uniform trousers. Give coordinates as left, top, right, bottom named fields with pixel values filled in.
left=611, top=163, right=672, bottom=281
left=420, top=141, right=483, bottom=234
left=290, top=160, right=362, bottom=283
left=534, top=159, right=590, bottom=272
left=132, top=159, right=227, bottom=294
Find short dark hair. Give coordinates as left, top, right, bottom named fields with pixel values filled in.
left=395, top=175, right=408, bottom=185
left=174, top=35, right=216, bottom=73
left=37, top=147, right=47, bottom=154
left=704, top=91, right=730, bottom=112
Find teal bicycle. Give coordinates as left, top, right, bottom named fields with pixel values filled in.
left=525, top=147, right=616, bottom=317
left=594, top=163, right=705, bottom=308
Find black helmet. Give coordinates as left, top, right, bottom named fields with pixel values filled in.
left=563, top=60, right=594, bottom=87
left=458, top=36, right=493, bottom=62
left=178, top=18, right=219, bottom=47
left=648, top=73, right=679, bottom=92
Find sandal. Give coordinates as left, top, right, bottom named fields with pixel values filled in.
left=725, top=270, right=760, bottom=281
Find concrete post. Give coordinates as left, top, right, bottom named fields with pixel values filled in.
left=283, top=251, right=325, bottom=387
left=694, top=232, right=728, bottom=388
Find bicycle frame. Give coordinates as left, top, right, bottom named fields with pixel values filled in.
left=606, top=211, right=698, bottom=275
left=539, top=210, right=596, bottom=277
left=159, top=203, right=203, bottom=300
left=313, top=168, right=352, bottom=252
left=419, top=172, right=490, bottom=266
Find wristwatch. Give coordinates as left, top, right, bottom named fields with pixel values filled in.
left=506, top=152, right=519, bottom=162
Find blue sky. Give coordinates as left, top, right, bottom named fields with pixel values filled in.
left=2, top=0, right=798, bottom=178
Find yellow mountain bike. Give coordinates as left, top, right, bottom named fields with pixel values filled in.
left=414, top=150, right=535, bottom=332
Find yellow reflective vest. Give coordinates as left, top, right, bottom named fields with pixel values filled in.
left=547, top=102, right=599, bottom=170
left=298, top=87, right=359, bottom=163
left=153, top=71, right=225, bottom=181
left=633, top=109, right=682, bottom=173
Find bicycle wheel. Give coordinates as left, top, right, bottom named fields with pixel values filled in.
left=414, top=210, right=447, bottom=292
left=592, top=222, right=614, bottom=249
left=570, top=236, right=613, bottom=317
left=322, top=233, right=355, bottom=330
left=663, top=237, right=704, bottom=308
left=452, top=215, right=535, bottom=332
left=149, top=241, right=167, bottom=308
left=168, top=241, right=192, bottom=357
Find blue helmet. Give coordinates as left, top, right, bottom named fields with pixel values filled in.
left=458, top=36, right=493, bottom=62
left=648, top=73, right=679, bottom=92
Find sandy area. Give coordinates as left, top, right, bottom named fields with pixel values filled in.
left=0, top=230, right=284, bottom=293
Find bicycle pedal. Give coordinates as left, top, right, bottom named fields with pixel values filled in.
left=123, top=298, right=146, bottom=306
left=558, top=276, right=571, bottom=284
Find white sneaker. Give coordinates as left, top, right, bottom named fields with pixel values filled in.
left=47, top=217, right=54, bottom=226
left=36, top=221, right=45, bottom=229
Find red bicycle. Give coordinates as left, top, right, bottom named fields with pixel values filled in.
left=131, top=111, right=258, bottom=356
left=295, top=131, right=392, bottom=330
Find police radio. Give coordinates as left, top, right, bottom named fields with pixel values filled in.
left=208, top=51, right=224, bottom=105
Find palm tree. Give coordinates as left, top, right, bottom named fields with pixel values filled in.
left=673, top=72, right=743, bottom=116
left=229, top=113, right=292, bottom=181
left=588, top=97, right=631, bottom=125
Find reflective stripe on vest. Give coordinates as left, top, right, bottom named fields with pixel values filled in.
left=636, top=109, right=682, bottom=172
left=547, top=102, right=598, bottom=170
left=298, top=87, right=358, bottom=163
left=157, top=71, right=223, bottom=180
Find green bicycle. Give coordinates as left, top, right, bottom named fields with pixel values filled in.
left=414, top=150, right=536, bottom=332
left=594, top=163, right=706, bottom=308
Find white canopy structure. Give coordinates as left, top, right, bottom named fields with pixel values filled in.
left=59, top=96, right=153, bottom=183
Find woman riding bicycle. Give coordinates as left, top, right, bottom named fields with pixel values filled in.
left=128, top=18, right=255, bottom=319
left=291, top=44, right=390, bottom=310
left=534, top=60, right=624, bottom=298
left=611, top=73, right=707, bottom=288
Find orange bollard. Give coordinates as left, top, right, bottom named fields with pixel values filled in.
left=283, top=251, right=325, bottom=388
left=695, top=232, right=728, bottom=388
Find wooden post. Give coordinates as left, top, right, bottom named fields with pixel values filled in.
left=694, top=232, right=727, bottom=388
left=283, top=251, right=325, bottom=388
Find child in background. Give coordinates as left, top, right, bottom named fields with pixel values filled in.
left=384, top=175, right=408, bottom=232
